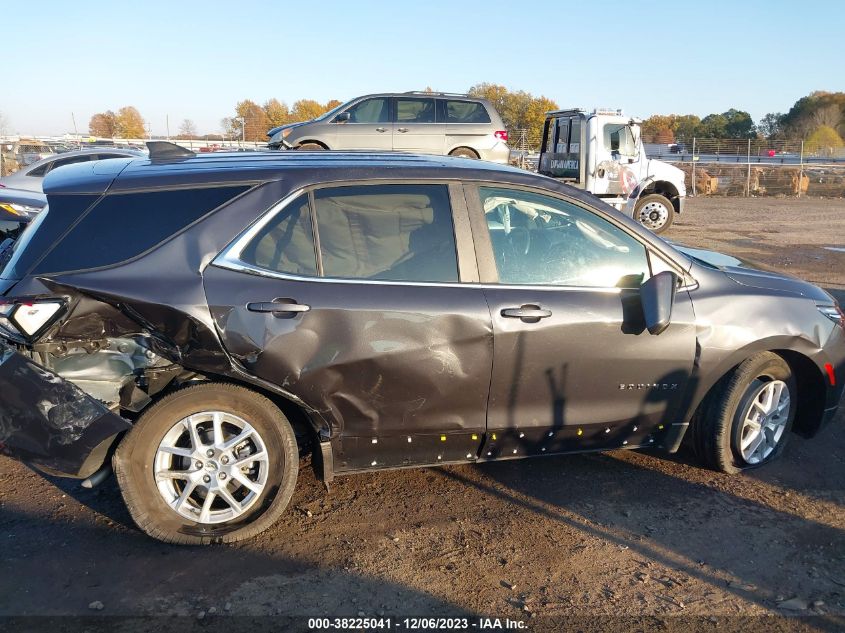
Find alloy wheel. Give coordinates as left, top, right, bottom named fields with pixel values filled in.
left=738, top=380, right=790, bottom=464
left=153, top=411, right=270, bottom=523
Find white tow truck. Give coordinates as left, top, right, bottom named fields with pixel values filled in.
left=538, top=108, right=686, bottom=233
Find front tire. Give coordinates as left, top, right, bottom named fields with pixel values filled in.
left=296, top=142, right=326, bottom=151
left=692, top=352, right=795, bottom=474
left=634, top=194, right=674, bottom=233
left=114, top=383, right=298, bottom=544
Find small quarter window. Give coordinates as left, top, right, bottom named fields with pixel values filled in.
left=240, top=194, right=317, bottom=276
left=314, top=184, right=458, bottom=283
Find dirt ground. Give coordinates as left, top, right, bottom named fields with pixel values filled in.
left=1, top=197, right=844, bottom=633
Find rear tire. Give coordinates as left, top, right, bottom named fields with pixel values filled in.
left=449, top=147, right=479, bottom=159
left=634, top=194, right=674, bottom=233
left=691, top=352, right=795, bottom=474
left=114, top=383, right=298, bottom=544
left=296, top=142, right=326, bottom=151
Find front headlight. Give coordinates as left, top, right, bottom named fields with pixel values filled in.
left=0, top=202, right=42, bottom=217
left=282, top=127, right=294, bottom=139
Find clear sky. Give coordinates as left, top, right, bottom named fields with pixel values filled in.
left=3, top=0, right=844, bottom=136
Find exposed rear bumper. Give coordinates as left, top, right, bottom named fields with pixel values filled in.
left=0, top=341, right=131, bottom=478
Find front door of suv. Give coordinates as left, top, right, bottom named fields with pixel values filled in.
left=204, top=182, right=492, bottom=472
left=333, top=97, right=393, bottom=151
left=465, top=184, right=696, bottom=458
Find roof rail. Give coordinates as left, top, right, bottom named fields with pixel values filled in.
left=146, top=141, right=196, bottom=160
left=403, top=90, right=469, bottom=97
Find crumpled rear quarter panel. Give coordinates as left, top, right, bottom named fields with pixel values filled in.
left=0, top=340, right=131, bottom=478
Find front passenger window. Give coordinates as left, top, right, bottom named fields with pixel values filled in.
left=479, top=186, right=649, bottom=288
left=345, top=98, right=389, bottom=124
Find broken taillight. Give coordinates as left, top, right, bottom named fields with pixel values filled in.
left=0, top=299, right=66, bottom=341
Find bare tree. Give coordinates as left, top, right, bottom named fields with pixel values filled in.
left=811, top=104, right=843, bottom=130
left=0, top=111, right=7, bottom=136
left=178, top=119, right=198, bottom=139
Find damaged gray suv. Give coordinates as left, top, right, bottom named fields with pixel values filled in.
left=0, top=142, right=842, bottom=544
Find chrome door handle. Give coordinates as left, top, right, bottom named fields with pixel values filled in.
left=501, top=306, right=552, bottom=320
left=247, top=301, right=310, bottom=314
left=397, top=127, right=409, bottom=133
left=375, top=127, right=387, bottom=132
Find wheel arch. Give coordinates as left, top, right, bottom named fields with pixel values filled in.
left=448, top=146, right=480, bottom=159
left=295, top=139, right=330, bottom=150
left=127, top=372, right=333, bottom=481
left=676, top=344, right=828, bottom=450
left=640, top=180, right=681, bottom=213
left=773, top=349, right=827, bottom=437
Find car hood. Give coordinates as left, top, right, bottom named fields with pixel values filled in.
left=267, top=121, right=309, bottom=140
left=675, top=244, right=833, bottom=302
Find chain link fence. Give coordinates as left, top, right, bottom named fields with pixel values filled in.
left=647, top=138, right=845, bottom=198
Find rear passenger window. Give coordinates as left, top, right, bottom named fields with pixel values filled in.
left=395, top=98, right=436, bottom=124
left=49, top=155, right=95, bottom=171
left=27, top=164, right=50, bottom=177
left=314, top=184, right=458, bottom=282
left=240, top=194, right=317, bottom=276
left=34, top=186, right=249, bottom=273
left=446, top=101, right=491, bottom=123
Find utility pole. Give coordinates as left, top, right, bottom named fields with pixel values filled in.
left=166, top=115, right=171, bottom=141
left=71, top=112, right=79, bottom=144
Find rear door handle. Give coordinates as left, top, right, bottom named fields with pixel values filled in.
left=375, top=127, right=387, bottom=133
left=501, top=305, right=552, bottom=320
left=247, top=300, right=310, bottom=314
left=397, top=127, right=409, bottom=133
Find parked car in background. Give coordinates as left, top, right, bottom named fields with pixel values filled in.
left=0, top=187, right=44, bottom=250
left=0, top=142, right=841, bottom=544
left=13, top=139, right=54, bottom=167
left=1, top=139, right=54, bottom=176
left=0, top=148, right=144, bottom=192
left=267, top=91, right=510, bottom=163
left=47, top=141, right=78, bottom=154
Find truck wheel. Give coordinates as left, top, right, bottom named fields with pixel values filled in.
left=634, top=194, right=674, bottom=233
left=114, top=383, right=298, bottom=545
left=449, top=147, right=479, bottom=159
left=691, top=352, right=795, bottom=474
left=296, top=143, right=326, bottom=151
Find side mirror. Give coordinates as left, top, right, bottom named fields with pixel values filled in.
left=640, top=271, right=678, bottom=335
left=335, top=112, right=351, bottom=123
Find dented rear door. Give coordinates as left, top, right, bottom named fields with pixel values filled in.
left=203, top=182, right=493, bottom=472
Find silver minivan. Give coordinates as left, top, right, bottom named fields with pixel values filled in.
left=267, top=92, right=511, bottom=163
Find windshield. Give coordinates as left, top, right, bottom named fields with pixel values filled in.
left=0, top=205, right=49, bottom=280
